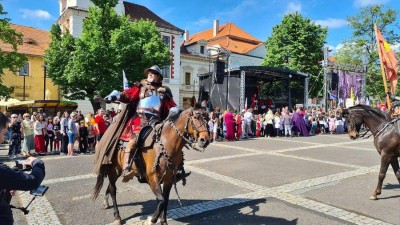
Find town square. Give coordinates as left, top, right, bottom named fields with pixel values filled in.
left=5, top=135, right=400, bottom=225
left=0, top=0, right=400, bottom=224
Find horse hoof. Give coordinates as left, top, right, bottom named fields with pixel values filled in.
left=113, top=219, right=121, bottom=225
left=143, top=217, right=156, bottom=225
left=102, top=204, right=110, bottom=209
left=369, top=195, right=378, bottom=200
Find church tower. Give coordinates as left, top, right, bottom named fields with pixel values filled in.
left=57, top=0, right=124, bottom=37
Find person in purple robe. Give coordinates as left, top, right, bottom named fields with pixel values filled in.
left=292, top=108, right=309, bottom=136
left=223, top=108, right=236, bottom=141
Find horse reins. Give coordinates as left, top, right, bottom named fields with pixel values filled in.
left=348, top=112, right=400, bottom=139
left=170, top=109, right=208, bottom=152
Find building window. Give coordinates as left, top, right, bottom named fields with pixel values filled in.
left=200, top=46, right=205, bottom=54
left=162, top=35, right=171, bottom=50
left=19, top=62, right=29, bottom=76
left=185, top=72, right=191, bottom=85
left=161, top=65, right=170, bottom=80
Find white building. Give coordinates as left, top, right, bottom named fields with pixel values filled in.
left=180, top=20, right=266, bottom=109
left=57, top=0, right=183, bottom=112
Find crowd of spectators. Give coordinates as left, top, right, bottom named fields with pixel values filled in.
left=3, top=102, right=352, bottom=159
left=206, top=103, right=348, bottom=142
left=3, top=108, right=121, bottom=159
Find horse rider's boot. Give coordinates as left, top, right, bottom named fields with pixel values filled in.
left=122, top=140, right=137, bottom=183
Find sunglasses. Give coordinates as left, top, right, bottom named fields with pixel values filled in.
left=12, top=117, right=18, bottom=119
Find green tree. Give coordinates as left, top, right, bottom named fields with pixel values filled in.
left=262, top=12, right=328, bottom=98
left=45, top=0, right=170, bottom=111
left=335, top=42, right=364, bottom=65
left=345, top=4, right=398, bottom=97
left=0, top=1, right=27, bottom=98
left=45, top=24, right=76, bottom=98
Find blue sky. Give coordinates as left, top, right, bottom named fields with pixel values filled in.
left=2, top=0, right=399, bottom=50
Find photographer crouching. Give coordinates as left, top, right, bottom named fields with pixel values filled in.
left=0, top=112, right=45, bottom=225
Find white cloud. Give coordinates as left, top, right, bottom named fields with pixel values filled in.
left=284, top=2, right=302, bottom=15
left=19, top=9, right=53, bottom=20
left=314, top=18, right=348, bottom=29
left=392, top=43, right=400, bottom=52
left=353, top=0, right=390, bottom=7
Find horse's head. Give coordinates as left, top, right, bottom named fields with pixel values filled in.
left=342, top=106, right=366, bottom=139
left=185, top=107, right=211, bottom=149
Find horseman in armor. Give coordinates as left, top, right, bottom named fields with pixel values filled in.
left=102, top=65, right=177, bottom=182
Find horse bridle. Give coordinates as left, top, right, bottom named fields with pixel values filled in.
left=170, top=108, right=209, bottom=152
left=347, top=111, right=400, bottom=139
left=184, top=109, right=209, bottom=139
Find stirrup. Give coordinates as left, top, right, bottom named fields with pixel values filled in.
left=122, top=169, right=135, bottom=183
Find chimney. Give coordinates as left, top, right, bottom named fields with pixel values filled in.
left=184, top=30, right=189, bottom=42
left=213, top=20, right=219, bottom=37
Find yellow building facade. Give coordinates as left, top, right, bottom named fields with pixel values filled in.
left=1, top=24, right=59, bottom=101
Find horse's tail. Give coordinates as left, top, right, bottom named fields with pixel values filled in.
left=92, top=165, right=108, bottom=200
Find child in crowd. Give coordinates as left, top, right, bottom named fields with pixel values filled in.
left=53, top=118, right=61, bottom=153
left=208, top=117, right=214, bottom=142
left=213, top=118, right=219, bottom=141
left=256, top=115, right=261, bottom=137
left=274, top=112, right=281, bottom=137
left=311, top=117, right=318, bottom=135
left=78, top=120, right=88, bottom=154
left=87, top=122, right=95, bottom=152
left=45, top=117, right=55, bottom=154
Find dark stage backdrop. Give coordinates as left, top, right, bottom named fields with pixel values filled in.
left=199, top=75, right=241, bottom=112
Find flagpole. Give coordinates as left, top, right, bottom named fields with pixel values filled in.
left=374, top=24, right=391, bottom=109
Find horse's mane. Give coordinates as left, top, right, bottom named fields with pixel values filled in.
left=348, top=104, right=389, bottom=120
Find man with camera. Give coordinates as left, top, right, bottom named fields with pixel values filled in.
left=0, top=112, right=45, bottom=225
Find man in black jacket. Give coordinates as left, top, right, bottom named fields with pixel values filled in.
left=0, top=112, right=45, bottom=225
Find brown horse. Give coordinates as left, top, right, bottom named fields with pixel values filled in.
left=93, top=106, right=210, bottom=225
left=342, top=104, right=400, bottom=200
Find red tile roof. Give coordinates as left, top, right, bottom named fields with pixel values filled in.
left=187, top=22, right=263, bottom=54
left=123, top=1, right=183, bottom=33
left=328, top=56, right=336, bottom=62
left=0, top=24, right=50, bottom=57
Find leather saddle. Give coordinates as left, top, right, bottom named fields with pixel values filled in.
left=137, top=125, right=155, bottom=149
left=137, top=123, right=164, bottom=149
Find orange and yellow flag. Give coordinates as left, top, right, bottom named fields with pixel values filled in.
left=376, top=27, right=398, bottom=94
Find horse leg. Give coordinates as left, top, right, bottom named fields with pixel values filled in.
left=148, top=180, right=166, bottom=224
left=159, top=181, right=173, bottom=225
left=103, top=184, right=110, bottom=209
left=108, top=170, right=122, bottom=225
left=390, top=158, right=400, bottom=184
left=370, top=155, right=391, bottom=200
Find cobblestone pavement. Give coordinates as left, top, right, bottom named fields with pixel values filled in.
left=5, top=134, right=400, bottom=225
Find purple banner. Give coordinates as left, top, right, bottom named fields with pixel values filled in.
left=334, top=70, right=363, bottom=99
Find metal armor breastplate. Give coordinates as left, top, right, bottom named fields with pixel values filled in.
left=137, top=90, right=161, bottom=117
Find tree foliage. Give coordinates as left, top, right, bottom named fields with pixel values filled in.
left=0, top=1, right=27, bottom=98
left=45, top=0, right=170, bottom=111
left=345, top=4, right=398, bottom=97
left=45, top=24, right=75, bottom=97
left=262, top=12, right=327, bottom=98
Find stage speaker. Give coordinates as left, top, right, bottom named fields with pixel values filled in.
left=215, top=60, right=225, bottom=84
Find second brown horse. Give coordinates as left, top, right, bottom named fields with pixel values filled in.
left=93, top=106, right=210, bottom=225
